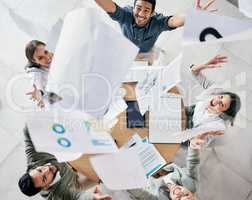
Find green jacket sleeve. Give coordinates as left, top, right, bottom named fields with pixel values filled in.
left=167, top=147, right=200, bottom=193
left=127, top=178, right=161, bottom=200
left=186, top=147, right=200, bottom=180
left=128, top=189, right=159, bottom=200
left=190, top=65, right=214, bottom=90
left=77, top=191, right=95, bottom=200
left=23, top=125, right=37, bottom=165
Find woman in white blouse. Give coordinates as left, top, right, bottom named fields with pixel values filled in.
left=25, top=40, right=60, bottom=108
left=187, top=55, right=241, bottom=145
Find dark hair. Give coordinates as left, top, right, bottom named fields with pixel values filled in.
left=218, top=92, right=241, bottom=126
left=25, top=40, right=45, bottom=69
left=134, top=0, right=156, bottom=12
left=18, top=173, right=41, bottom=196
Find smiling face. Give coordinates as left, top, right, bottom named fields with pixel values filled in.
left=33, top=44, right=53, bottom=68
left=208, top=94, right=231, bottom=113
left=169, top=184, right=194, bottom=200
left=133, top=0, right=154, bottom=27
left=29, top=165, right=57, bottom=189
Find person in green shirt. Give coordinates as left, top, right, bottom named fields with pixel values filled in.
left=18, top=126, right=111, bottom=200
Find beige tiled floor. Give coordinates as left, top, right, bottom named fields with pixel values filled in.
left=0, top=0, right=251, bottom=200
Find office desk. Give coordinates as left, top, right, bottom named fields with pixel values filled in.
left=111, top=82, right=187, bottom=162
left=69, top=82, right=187, bottom=182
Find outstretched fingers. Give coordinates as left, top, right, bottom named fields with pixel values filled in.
left=203, top=0, right=216, bottom=10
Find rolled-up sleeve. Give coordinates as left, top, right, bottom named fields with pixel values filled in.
left=107, top=4, right=131, bottom=24
left=156, top=14, right=176, bottom=32
left=190, top=65, right=214, bottom=90
left=186, top=147, right=200, bottom=180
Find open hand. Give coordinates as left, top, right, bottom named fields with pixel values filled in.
left=26, top=84, right=45, bottom=108
left=190, top=130, right=224, bottom=149
left=191, top=54, right=228, bottom=74
left=93, top=186, right=112, bottom=200
left=196, top=0, right=217, bottom=12
left=190, top=137, right=205, bottom=149
left=199, top=131, right=224, bottom=138
left=205, top=55, right=228, bottom=69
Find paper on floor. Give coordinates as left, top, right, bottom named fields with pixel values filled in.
left=90, top=148, right=147, bottom=190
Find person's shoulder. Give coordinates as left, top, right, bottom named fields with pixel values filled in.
left=152, top=12, right=167, bottom=21
left=149, top=12, right=168, bottom=28
left=124, top=5, right=133, bottom=13
left=121, top=5, right=134, bottom=18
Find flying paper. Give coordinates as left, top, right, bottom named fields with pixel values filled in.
left=90, top=149, right=147, bottom=190
left=184, top=10, right=252, bottom=44
left=26, top=110, right=118, bottom=161
left=239, top=0, right=252, bottom=18
left=47, top=8, right=138, bottom=118
left=134, top=54, right=182, bottom=116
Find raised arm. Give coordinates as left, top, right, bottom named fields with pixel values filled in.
left=23, top=125, right=37, bottom=165
left=128, top=187, right=159, bottom=200
left=78, top=186, right=111, bottom=200
left=190, top=55, right=228, bottom=89
left=95, top=0, right=116, bottom=13
left=168, top=0, right=217, bottom=28
left=185, top=146, right=200, bottom=181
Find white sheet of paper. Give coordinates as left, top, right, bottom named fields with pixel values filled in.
left=184, top=10, right=252, bottom=44
left=47, top=8, right=138, bottom=118
left=8, top=7, right=49, bottom=40
left=134, top=54, right=182, bottom=116
left=124, top=66, right=163, bottom=83
left=161, top=54, right=182, bottom=93
left=26, top=110, right=118, bottom=161
left=46, top=18, right=63, bottom=52
left=123, top=134, right=166, bottom=177
left=149, top=95, right=182, bottom=143
left=239, top=0, right=252, bottom=18
left=90, top=149, right=147, bottom=190
left=103, top=97, right=128, bottom=123
left=135, top=67, right=162, bottom=115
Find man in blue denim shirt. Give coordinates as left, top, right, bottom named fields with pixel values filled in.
left=95, top=0, right=216, bottom=53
